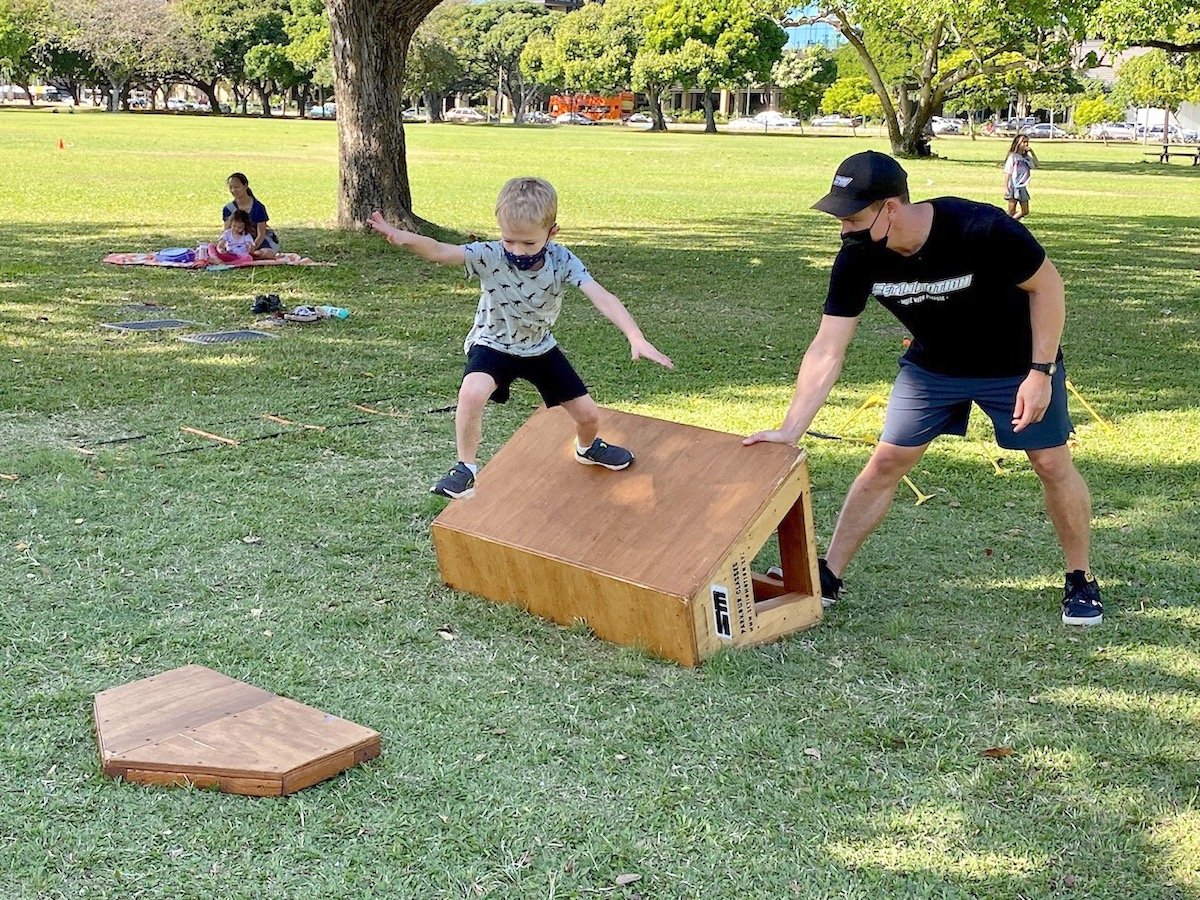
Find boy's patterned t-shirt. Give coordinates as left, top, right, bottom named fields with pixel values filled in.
left=461, top=241, right=592, bottom=357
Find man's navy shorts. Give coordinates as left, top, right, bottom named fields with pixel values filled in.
left=464, top=344, right=588, bottom=407
left=880, top=358, right=1073, bottom=451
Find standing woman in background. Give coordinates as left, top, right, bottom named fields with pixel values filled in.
left=222, top=172, right=280, bottom=258
left=1003, top=135, right=1038, bottom=221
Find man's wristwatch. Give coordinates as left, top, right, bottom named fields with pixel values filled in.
left=1030, top=361, right=1057, bottom=376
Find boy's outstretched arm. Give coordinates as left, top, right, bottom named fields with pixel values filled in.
left=580, top=280, right=674, bottom=369
left=366, top=211, right=465, bottom=266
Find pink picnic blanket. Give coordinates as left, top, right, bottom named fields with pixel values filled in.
left=103, top=252, right=332, bottom=268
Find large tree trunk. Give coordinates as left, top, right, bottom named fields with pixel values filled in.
left=701, top=88, right=716, bottom=134
left=328, top=0, right=443, bottom=230
left=422, top=89, right=444, bottom=122
left=647, top=86, right=667, bottom=131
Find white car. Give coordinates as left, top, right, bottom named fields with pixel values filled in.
left=1088, top=122, right=1136, bottom=140
left=931, top=116, right=963, bottom=134
left=1027, top=122, right=1068, bottom=139
left=555, top=112, right=595, bottom=125
left=445, top=107, right=487, bottom=123
left=752, top=110, right=799, bottom=127
left=811, top=114, right=860, bottom=128
left=522, top=110, right=553, bottom=124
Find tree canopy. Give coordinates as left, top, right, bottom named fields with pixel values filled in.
left=643, top=0, right=785, bottom=133
left=1093, top=0, right=1200, bottom=54
left=792, top=0, right=1093, bottom=155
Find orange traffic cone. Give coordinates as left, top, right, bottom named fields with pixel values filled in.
left=57, top=138, right=64, bottom=149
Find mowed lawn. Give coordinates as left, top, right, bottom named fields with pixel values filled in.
left=1, top=109, right=1199, bottom=899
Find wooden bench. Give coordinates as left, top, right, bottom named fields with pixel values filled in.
left=1144, top=144, right=1200, bottom=165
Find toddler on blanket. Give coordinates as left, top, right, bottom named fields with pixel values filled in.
left=208, top=209, right=256, bottom=263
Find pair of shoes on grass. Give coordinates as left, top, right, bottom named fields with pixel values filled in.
left=430, top=438, right=634, bottom=499
left=252, top=293, right=281, bottom=314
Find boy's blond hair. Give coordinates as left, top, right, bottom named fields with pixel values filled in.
left=495, top=177, right=558, bottom=229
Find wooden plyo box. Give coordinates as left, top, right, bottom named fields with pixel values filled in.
left=431, top=406, right=822, bottom=666
left=94, top=665, right=381, bottom=796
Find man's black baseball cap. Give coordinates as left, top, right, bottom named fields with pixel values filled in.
left=812, top=151, right=908, bottom=218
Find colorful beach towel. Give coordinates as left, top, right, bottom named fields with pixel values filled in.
left=104, top=252, right=332, bottom=269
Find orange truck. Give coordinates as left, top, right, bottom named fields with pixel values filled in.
left=548, top=92, right=635, bottom=122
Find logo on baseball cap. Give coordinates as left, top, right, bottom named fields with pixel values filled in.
left=813, top=151, right=908, bottom=218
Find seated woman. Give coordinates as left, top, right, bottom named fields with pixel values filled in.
left=221, top=172, right=280, bottom=259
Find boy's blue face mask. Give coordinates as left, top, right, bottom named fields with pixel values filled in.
left=503, top=245, right=549, bottom=271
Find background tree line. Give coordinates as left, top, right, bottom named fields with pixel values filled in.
left=2, top=0, right=1197, bottom=222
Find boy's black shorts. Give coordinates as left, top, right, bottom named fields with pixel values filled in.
left=464, top=344, right=589, bottom=407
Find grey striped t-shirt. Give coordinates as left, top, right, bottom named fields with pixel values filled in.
left=462, top=241, right=592, bottom=357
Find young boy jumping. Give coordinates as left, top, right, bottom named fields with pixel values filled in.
left=367, top=176, right=674, bottom=499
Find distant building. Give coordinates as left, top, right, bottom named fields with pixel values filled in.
left=1079, top=39, right=1198, bottom=132
left=785, top=3, right=845, bottom=51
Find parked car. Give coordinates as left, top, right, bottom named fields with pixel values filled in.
left=1027, top=122, right=1068, bottom=139
left=445, top=107, right=487, bottom=123
left=1136, top=124, right=1197, bottom=142
left=1088, top=121, right=1136, bottom=141
left=810, top=114, right=859, bottom=127
left=999, top=116, right=1036, bottom=134
left=402, top=107, right=424, bottom=121
left=522, top=110, right=553, bottom=124
left=930, top=116, right=962, bottom=135
left=625, top=112, right=651, bottom=124
left=555, top=112, right=595, bottom=125
left=754, top=110, right=799, bottom=127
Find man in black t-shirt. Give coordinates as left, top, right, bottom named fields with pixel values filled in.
left=745, top=151, right=1104, bottom=626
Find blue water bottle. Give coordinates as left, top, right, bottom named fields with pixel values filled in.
left=316, top=305, right=350, bottom=319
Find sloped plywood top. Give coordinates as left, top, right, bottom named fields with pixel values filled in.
left=433, top=407, right=806, bottom=597
left=95, top=666, right=379, bottom=782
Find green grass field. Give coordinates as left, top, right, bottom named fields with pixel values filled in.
left=1, top=109, right=1198, bottom=899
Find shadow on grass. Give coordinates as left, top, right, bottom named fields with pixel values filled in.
left=946, top=154, right=1200, bottom=179
left=2, top=210, right=1196, bottom=420
left=2, top=210, right=1198, bottom=896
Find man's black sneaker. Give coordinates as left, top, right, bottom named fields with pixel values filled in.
left=431, top=462, right=475, bottom=499
left=1062, top=570, right=1103, bottom=626
left=575, top=438, right=634, bottom=470
left=818, top=557, right=843, bottom=608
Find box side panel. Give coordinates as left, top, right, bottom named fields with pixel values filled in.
left=433, top=524, right=698, bottom=666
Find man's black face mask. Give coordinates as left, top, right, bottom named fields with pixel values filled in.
left=841, top=204, right=890, bottom=251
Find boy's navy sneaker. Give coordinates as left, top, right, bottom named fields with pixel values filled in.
left=1062, top=570, right=1103, bottom=626
left=431, top=462, right=475, bottom=499
left=818, top=558, right=843, bottom=608
left=575, top=438, right=634, bottom=470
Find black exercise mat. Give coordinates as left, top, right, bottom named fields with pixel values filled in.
left=179, top=330, right=277, bottom=344
left=102, top=319, right=194, bottom=331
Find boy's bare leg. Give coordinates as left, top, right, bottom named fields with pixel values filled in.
left=1006, top=199, right=1018, bottom=218
left=560, top=394, right=601, bottom=449
left=456, top=373, right=497, bottom=465
left=1016, top=200, right=1030, bottom=220
left=825, top=441, right=929, bottom=577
